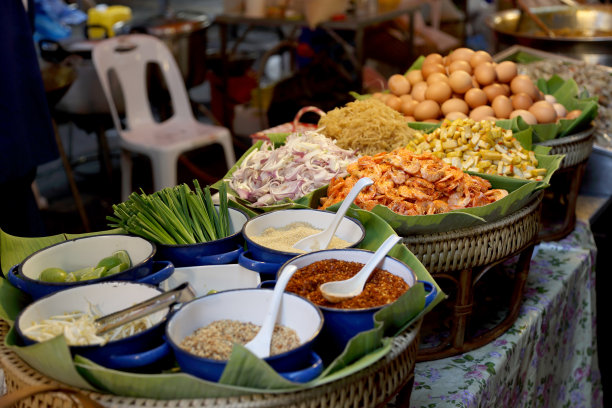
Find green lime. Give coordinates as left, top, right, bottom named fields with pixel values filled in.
left=96, top=255, right=122, bottom=272
left=64, top=272, right=77, bottom=282
left=39, top=267, right=67, bottom=283
left=78, top=267, right=105, bottom=281
left=113, top=250, right=131, bottom=268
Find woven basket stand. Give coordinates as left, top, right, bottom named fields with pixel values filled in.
left=537, top=126, right=594, bottom=242
left=0, top=318, right=421, bottom=408
left=400, top=192, right=543, bottom=361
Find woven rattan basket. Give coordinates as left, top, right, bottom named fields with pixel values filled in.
left=400, top=191, right=542, bottom=274
left=400, top=192, right=543, bottom=361
left=538, top=126, right=594, bottom=169
left=537, top=126, right=594, bottom=241
left=0, top=319, right=420, bottom=408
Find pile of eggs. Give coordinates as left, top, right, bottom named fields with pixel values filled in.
left=374, top=48, right=582, bottom=124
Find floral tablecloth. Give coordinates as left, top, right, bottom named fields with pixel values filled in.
left=410, top=221, right=602, bottom=408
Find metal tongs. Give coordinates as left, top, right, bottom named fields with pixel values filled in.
left=94, top=282, right=196, bottom=335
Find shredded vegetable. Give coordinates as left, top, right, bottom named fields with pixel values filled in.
left=228, top=131, right=358, bottom=206
left=22, top=304, right=154, bottom=346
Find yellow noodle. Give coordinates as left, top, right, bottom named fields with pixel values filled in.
left=318, top=98, right=422, bottom=156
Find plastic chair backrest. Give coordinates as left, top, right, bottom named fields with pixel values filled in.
left=92, top=34, right=194, bottom=132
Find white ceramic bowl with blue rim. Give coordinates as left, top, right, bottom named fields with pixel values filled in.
left=166, top=288, right=324, bottom=382
left=241, top=208, right=365, bottom=265
left=8, top=234, right=174, bottom=299
left=160, top=263, right=261, bottom=298
left=279, top=248, right=436, bottom=358
left=156, top=206, right=249, bottom=267
left=15, top=281, right=171, bottom=370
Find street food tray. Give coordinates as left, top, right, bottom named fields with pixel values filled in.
left=0, top=319, right=421, bottom=408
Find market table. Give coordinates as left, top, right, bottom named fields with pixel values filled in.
left=409, top=220, right=603, bottom=407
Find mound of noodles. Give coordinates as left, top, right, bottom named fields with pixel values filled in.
left=318, top=98, right=422, bottom=156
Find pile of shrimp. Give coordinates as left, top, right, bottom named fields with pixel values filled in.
left=319, top=149, right=509, bottom=216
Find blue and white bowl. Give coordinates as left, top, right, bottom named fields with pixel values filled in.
left=166, top=288, right=324, bottom=382
left=8, top=234, right=174, bottom=299
left=155, top=206, right=249, bottom=267
left=15, top=281, right=171, bottom=370
left=241, top=208, right=365, bottom=269
left=279, top=248, right=437, bottom=357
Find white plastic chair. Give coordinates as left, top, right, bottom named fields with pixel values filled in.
left=91, top=34, right=236, bottom=201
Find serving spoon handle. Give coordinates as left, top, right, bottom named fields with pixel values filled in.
left=94, top=282, right=196, bottom=335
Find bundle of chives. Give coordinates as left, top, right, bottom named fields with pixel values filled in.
left=107, top=181, right=232, bottom=245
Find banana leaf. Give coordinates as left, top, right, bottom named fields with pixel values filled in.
left=0, top=209, right=443, bottom=399
left=0, top=228, right=125, bottom=278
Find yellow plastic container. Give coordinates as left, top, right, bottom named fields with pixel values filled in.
left=87, top=5, right=132, bottom=39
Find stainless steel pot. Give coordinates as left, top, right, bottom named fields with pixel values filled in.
left=486, top=5, right=612, bottom=67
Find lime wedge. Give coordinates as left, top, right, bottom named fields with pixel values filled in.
left=79, top=267, right=105, bottom=281
left=39, top=267, right=67, bottom=283
left=72, top=267, right=104, bottom=281
left=113, top=250, right=131, bottom=269
left=97, top=255, right=122, bottom=272
left=64, top=272, right=77, bottom=282
left=104, top=264, right=123, bottom=276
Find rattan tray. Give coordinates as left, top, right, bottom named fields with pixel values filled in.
left=0, top=319, right=420, bottom=408
left=399, top=192, right=542, bottom=361
left=400, top=191, right=542, bottom=274
left=538, top=126, right=594, bottom=170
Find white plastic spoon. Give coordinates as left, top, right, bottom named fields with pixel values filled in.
left=292, top=177, right=374, bottom=252
left=244, top=265, right=298, bottom=358
left=319, top=234, right=402, bottom=303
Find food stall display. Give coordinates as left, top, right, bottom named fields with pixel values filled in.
left=0, top=40, right=603, bottom=408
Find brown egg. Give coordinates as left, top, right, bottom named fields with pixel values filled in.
left=464, top=88, right=488, bottom=109
left=500, top=83, right=511, bottom=95
left=472, top=77, right=480, bottom=89
left=529, top=100, right=557, bottom=123
left=483, top=83, right=508, bottom=103
left=414, top=100, right=441, bottom=121
left=470, top=50, right=492, bottom=68
left=474, top=62, right=496, bottom=86
left=387, top=74, right=411, bottom=96
left=424, top=119, right=442, bottom=124
left=565, top=109, right=582, bottom=120
left=495, top=61, right=518, bottom=83
left=405, top=115, right=416, bottom=122
left=441, top=98, right=469, bottom=116
left=401, top=99, right=419, bottom=116
left=511, top=93, right=533, bottom=110
left=510, top=75, right=539, bottom=100
left=423, top=53, right=444, bottom=66
left=425, top=82, right=452, bottom=104
left=492, top=95, right=513, bottom=119
left=449, top=70, right=473, bottom=94
left=406, top=70, right=424, bottom=86
left=411, top=81, right=428, bottom=102
left=510, top=109, right=537, bottom=125
left=552, top=103, right=567, bottom=118
left=421, top=63, right=446, bottom=79
left=470, top=105, right=495, bottom=121
left=544, top=94, right=557, bottom=104
left=399, top=94, right=413, bottom=103
left=426, top=72, right=450, bottom=86
left=386, top=95, right=402, bottom=112
left=449, top=47, right=475, bottom=63
left=445, top=111, right=468, bottom=121
left=376, top=93, right=391, bottom=103
left=448, top=60, right=473, bottom=75
left=372, top=92, right=384, bottom=101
